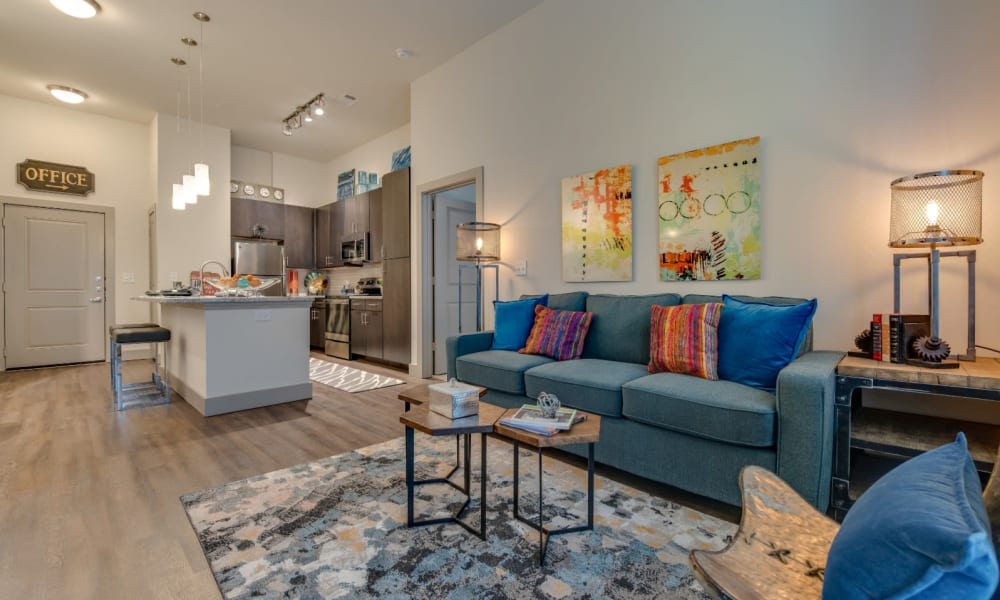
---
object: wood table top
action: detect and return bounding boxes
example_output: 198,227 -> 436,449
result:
493,408 -> 601,448
838,355 -> 1000,391
396,382 -> 488,406
399,402 -> 506,436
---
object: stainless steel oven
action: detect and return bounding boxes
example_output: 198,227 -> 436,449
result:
324,297 -> 351,359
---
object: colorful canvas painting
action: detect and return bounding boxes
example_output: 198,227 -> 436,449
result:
657,137 -> 761,281
561,164 -> 633,282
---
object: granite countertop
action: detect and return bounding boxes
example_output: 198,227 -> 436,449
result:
134,295 -> 314,304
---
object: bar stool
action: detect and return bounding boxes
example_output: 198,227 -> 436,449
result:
110,325 -> 171,410
108,323 -> 157,391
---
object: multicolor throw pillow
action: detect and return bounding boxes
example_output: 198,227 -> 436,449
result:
648,303 -> 723,380
519,305 -> 594,360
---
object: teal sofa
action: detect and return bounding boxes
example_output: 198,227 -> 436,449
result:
447,292 -> 844,510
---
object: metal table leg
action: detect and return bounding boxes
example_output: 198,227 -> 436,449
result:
405,430 -> 487,539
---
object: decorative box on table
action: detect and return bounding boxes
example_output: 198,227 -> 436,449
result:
428,379 -> 482,419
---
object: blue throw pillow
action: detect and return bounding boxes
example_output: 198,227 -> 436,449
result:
823,433 -> 998,599
716,295 -> 817,390
491,294 -> 548,351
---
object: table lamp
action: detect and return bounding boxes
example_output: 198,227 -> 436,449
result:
889,170 -> 984,367
456,222 -> 501,332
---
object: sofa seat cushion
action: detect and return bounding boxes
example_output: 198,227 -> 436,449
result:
622,373 -> 777,447
524,359 -> 649,417
455,350 -> 554,395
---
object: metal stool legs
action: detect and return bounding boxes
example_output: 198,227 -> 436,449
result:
110,328 -> 171,410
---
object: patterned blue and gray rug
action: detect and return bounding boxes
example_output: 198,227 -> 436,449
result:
181,435 -> 735,599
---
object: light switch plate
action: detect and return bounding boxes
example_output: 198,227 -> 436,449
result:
514,260 -> 527,276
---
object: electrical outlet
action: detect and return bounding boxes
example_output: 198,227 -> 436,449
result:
254,310 -> 272,322
514,260 -> 527,276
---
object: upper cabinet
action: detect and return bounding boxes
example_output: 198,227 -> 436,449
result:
283,204 -> 315,269
316,202 -> 335,268
382,167 -> 410,259
368,188 -> 383,263
231,197 -> 285,240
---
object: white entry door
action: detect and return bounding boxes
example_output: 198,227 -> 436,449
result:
4,204 -> 106,368
432,193 -> 475,374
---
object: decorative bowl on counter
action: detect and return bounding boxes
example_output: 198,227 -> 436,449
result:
213,276 -> 281,297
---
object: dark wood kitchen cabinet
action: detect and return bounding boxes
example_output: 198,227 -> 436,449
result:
368,188 -> 382,263
382,257 -> 410,366
382,167 -> 410,260
315,202 -> 335,267
283,204 -> 315,268
231,197 -> 285,240
350,298 -> 382,359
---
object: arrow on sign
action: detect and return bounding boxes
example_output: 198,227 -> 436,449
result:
45,184 -> 69,191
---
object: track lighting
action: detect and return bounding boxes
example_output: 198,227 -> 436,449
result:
281,93 -> 325,136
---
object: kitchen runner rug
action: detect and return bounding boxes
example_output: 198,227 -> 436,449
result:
309,357 -> 404,393
181,435 -> 735,599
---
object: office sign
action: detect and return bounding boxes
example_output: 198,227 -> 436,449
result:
17,159 -> 95,196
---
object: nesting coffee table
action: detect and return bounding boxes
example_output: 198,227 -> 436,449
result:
398,384 -> 601,564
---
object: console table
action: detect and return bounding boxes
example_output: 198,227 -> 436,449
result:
833,355 -> 1000,520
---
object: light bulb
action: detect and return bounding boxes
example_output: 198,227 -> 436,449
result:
183,174 -> 198,204
475,237 -> 484,252
925,201 -> 940,227
303,111 -> 313,123
194,163 -> 210,196
172,184 -> 187,210
314,102 -> 324,116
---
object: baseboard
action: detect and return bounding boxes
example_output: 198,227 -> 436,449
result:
170,373 -> 312,417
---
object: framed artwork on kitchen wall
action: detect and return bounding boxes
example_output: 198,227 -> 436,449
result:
657,136 -> 761,281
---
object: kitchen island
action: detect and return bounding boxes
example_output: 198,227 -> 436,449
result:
135,295 -> 313,416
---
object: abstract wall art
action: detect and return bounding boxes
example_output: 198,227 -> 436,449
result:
657,136 -> 761,281
561,164 -> 633,282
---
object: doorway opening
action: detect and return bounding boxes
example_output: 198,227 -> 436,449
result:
416,167 -> 484,378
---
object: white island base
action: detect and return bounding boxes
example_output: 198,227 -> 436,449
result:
137,296 -> 313,416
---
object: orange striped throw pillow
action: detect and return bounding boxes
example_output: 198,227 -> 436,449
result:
648,303 -> 723,380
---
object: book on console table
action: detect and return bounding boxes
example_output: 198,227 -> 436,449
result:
498,404 -> 584,436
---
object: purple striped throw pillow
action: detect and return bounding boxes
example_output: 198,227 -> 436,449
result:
648,303 -> 723,380
519,305 -> 594,360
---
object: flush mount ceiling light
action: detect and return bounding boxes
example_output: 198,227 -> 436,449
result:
395,47 -> 413,59
47,84 -> 88,104
50,0 -> 101,19
281,93 -> 325,136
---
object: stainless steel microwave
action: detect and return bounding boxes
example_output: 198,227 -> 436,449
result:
341,232 -> 369,265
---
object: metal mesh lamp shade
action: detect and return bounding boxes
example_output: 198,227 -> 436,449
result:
456,222 -> 501,262
456,222 -> 500,333
888,170 -> 984,366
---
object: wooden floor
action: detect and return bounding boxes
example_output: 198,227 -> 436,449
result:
0,352 -> 739,599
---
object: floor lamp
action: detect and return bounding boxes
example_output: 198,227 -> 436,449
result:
889,170 -> 984,367
456,222 -> 500,332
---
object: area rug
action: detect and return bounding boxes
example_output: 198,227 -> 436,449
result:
309,357 -> 404,393
181,435 -> 735,599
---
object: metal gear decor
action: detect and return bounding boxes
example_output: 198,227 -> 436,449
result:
854,330 -> 873,354
912,336 -> 951,363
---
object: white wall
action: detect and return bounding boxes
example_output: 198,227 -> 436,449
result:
154,114 -> 230,289
325,123 -> 411,196
0,93 -> 152,329
231,145 -> 327,208
411,0 -> 1000,364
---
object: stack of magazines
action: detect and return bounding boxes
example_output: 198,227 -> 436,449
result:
498,404 -> 585,436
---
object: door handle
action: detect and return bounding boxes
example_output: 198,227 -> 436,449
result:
90,297 -> 103,303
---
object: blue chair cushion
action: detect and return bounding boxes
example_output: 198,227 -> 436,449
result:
581,293 -> 682,365
455,350 -> 553,395
823,433 -> 999,599
492,294 -> 548,350
717,295 -> 817,390
622,373 -> 776,447
524,359 -> 649,417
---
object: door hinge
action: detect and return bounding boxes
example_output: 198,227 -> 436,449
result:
431,342 -> 436,351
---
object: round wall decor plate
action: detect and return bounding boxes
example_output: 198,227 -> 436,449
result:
259,187 -> 271,199
243,184 -> 255,196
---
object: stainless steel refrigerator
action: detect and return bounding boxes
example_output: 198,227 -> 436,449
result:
232,240 -> 286,296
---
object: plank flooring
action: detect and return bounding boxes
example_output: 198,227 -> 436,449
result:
0,352 -> 739,599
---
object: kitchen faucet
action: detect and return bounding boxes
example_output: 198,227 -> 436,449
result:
199,260 -> 230,296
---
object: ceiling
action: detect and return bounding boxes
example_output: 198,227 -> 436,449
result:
0,0 -> 542,161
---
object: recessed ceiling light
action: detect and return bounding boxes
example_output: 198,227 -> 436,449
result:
395,48 -> 413,59
50,0 -> 101,19
47,84 -> 88,104
181,37 -> 198,47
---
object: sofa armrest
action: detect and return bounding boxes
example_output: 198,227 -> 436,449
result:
446,331 -> 495,380
774,350 -> 845,512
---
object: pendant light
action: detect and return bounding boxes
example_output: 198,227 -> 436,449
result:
171,57 -> 188,211
192,12 -> 211,197
172,183 -> 187,210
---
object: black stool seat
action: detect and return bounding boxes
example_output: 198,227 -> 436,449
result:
112,326 -> 171,344
109,322 -> 158,335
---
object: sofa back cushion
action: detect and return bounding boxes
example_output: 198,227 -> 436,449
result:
583,293 -> 681,365
521,291 -> 589,312
683,294 -> 814,354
